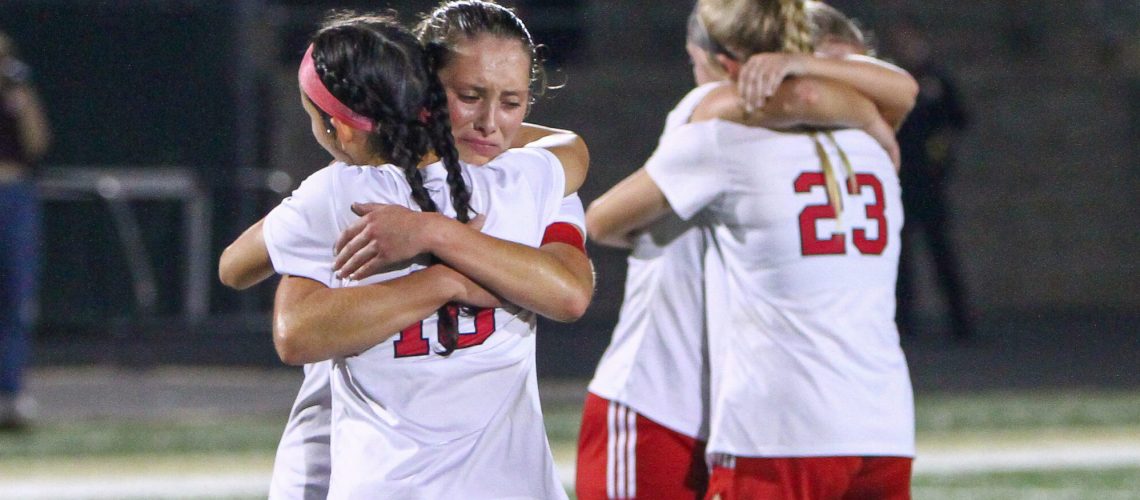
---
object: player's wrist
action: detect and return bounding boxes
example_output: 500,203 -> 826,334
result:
424,264 -> 463,301
416,211 -> 454,254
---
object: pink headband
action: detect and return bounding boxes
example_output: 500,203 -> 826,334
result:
298,44 -> 376,132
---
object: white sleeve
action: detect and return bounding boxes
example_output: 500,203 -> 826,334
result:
263,167 -> 342,287
644,122 -> 725,220
552,193 -> 586,236
511,147 -> 567,228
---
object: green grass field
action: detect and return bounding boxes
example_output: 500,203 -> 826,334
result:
3,389 -> 1139,499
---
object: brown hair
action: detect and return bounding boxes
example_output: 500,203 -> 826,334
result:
309,12 -> 471,355
416,1 -> 550,101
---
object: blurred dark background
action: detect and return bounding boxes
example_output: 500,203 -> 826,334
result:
2,0 -> 1137,389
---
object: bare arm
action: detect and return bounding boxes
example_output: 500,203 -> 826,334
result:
737,53 -> 918,130
218,218 -> 274,290
513,123 -> 590,195
694,79 -> 899,168
585,169 -> 673,249
6,85 -> 51,161
273,264 -> 499,365
334,204 -> 594,322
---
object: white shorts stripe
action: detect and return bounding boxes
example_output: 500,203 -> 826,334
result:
605,401 -> 639,499
625,403 -> 637,498
606,401 -> 617,499
616,403 -> 627,498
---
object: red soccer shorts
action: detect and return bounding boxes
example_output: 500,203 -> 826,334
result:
576,392 -> 708,500
704,455 -> 912,500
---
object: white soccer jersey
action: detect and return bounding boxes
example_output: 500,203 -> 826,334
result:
264,148 -> 569,499
646,123 -> 914,458
265,192 -> 584,500
553,193 -> 586,230
268,360 -> 332,500
587,82 -> 726,439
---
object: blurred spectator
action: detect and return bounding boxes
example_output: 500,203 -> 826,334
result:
0,31 -> 50,430
885,18 -> 976,341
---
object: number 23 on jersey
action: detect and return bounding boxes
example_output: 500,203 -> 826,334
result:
794,171 -> 888,256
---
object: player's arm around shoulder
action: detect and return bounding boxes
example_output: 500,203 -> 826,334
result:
586,168 -> 672,249
218,217 -> 272,290
735,52 -> 918,130
417,209 -> 593,322
272,264 -> 492,365
515,122 -> 590,196
588,112 -> 723,249
699,75 -> 900,169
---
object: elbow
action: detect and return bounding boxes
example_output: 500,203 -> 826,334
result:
891,80 -> 920,128
217,260 -> 241,290
902,76 -> 920,106
551,287 -> 592,323
551,259 -> 595,322
575,135 -> 591,174
565,134 -> 591,193
272,314 -> 313,366
217,250 -> 249,290
566,292 -> 592,321
585,204 -> 631,249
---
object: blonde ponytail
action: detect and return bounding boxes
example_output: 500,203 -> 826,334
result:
810,131 -> 861,224
810,132 -> 844,220
780,0 -> 814,54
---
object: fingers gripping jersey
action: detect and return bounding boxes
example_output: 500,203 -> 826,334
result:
264,149 -> 570,499
646,124 -> 914,458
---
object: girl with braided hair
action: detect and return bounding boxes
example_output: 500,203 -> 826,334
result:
220,3 -> 591,497
259,11 -> 578,498
586,1 -> 915,498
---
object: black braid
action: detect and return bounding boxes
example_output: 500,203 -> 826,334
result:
423,42 -> 472,224
422,43 -> 475,344
309,13 -> 476,357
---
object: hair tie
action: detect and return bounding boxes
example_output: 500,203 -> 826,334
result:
298,44 -> 376,132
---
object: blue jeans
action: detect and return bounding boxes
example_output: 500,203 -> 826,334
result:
0,181 -> 39,396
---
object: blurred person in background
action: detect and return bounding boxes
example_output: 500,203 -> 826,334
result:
886,16 -> 976,341
0,31 -> 50,430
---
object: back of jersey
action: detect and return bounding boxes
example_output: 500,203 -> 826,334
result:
264,149 -> 569,499
647,123 -> 913,459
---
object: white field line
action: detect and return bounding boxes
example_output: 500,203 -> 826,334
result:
3,444 -> 1139,499
0,474 -> 270,499
914,441 -> 1140,474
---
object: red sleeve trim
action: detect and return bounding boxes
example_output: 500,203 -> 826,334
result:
542,222 -> 586,253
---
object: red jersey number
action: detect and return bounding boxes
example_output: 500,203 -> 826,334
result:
794,172 -> 888,256
393,307 -> 497,358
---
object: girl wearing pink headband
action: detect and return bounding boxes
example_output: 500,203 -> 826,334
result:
297,44 -> 376,133
220,6 -> 592,497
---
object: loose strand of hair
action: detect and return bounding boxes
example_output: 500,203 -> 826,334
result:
823,131 -> 859,193
811,132 -> 844,224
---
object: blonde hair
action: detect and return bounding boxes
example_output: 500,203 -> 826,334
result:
698,0 -> 860,217
806,1 -> 868,53
698,0 -> 813,59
